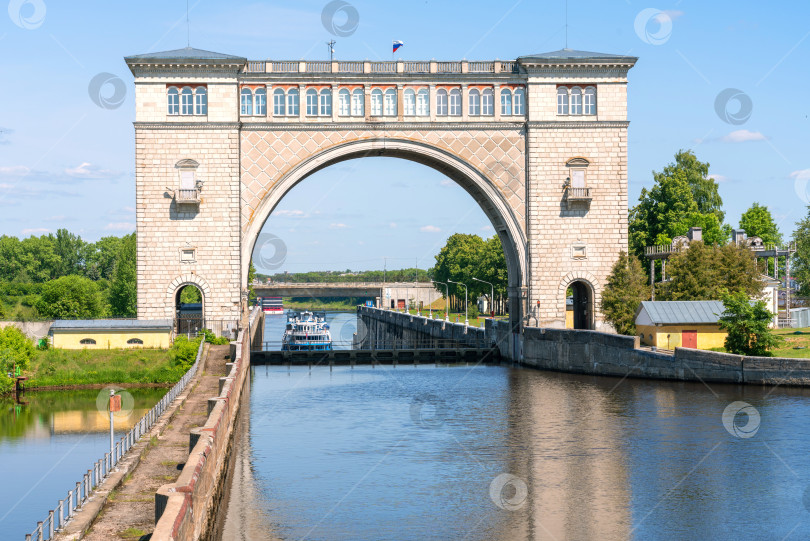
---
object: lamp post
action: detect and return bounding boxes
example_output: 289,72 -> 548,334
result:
448,279 -> 468,326
472,277 -> 495,319
432,281 -> 449,321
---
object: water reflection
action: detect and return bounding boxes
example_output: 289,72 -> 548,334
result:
235,364 -> 810,540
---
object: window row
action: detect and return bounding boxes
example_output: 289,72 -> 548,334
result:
557,86 -> 597,116
237,86 -> 526,118
78,338 -> 144,345
168,86 -> 207,116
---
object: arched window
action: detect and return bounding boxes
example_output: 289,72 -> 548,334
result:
449,89 -> 462,116
255,87 -> 267,116
194,87 -> 207,115
319,89 -> 332,116
416,88 -> 429,116
384,89 -> 397,116
403,89 -> 416,116
127,338 -> 144,345
500,89 -> 512,116
513,87 -> 525,115
351,88 -> 364,116
338,89 -> 351,116
180,86 -> 193,115
306,88 -> 318,116
80,338 -> 96,345
370,89 -> 383,116
286,88 -> 300,116
482,88 -> 494,116
584,86 -> 596,115
436,89 -> 448,116
273,88 -> 286,116
570,87 -> 583,115
557,87 -> 569,115
469,89 -> 481,116
167,87 -> 179,115
240,88 -> 253,116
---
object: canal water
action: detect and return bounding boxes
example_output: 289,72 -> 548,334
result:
230,341 -> 810,540
263,310 -> 360,350
0,387 -> 166,539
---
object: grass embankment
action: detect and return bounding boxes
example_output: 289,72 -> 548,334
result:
708,328 -> 810,358
283,298 -> 356,311
25,348 -> 184,389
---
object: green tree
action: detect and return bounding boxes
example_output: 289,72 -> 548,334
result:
248,261 -> 257,303
51,229 -> 86,277
179,285 -> 202,304
794,208 -> 810,296
432,233 -> 487,310
719,290 -> 782,356
716,243 -> 763,298
84,236 -> 124,280
108,234 -> 137,317
629,150 -> 728,258
601,252 -> 648,335
0,326 -> 35,393
739,203 -> 782,245
36,275 -> 105,319
661,242 -> 763,301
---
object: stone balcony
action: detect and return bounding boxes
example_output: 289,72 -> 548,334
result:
174,188 -> 200,208
564,187 -> 592,209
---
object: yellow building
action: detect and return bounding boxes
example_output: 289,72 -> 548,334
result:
635,301 -> 727,350
50,319 -> 173,349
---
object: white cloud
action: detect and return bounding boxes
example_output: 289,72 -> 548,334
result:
420,225 -> 441,233
480,224 -> 495,232
44,215 -> 67,222
709,174 -> 730,183
389,222 -> 398,228
65,162 -> 120,180
105,222 -> 135,231
720,129 -> 767,143
274,209 -> 305,217
439,179 -> 454,187
0,166 -> 31,177
329,223 -> 348,229
21,228 -> 50,235
789,169 -> 810,182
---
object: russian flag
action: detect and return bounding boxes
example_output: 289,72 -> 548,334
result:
393,40 -> 404,53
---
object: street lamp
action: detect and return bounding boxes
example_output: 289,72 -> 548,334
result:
431,280 -> 449,321
472,277 -> 495,319
448,279 -> 468,326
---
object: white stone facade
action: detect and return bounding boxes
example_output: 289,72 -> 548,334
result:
126,49 -> 637,330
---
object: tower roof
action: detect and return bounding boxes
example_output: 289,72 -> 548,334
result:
518,48 -> 637,64
125,46 -> 246,63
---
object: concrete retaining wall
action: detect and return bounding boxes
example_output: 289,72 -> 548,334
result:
0,320 -> 52,340
359,306 -> 810,386
153,308 -> 264,540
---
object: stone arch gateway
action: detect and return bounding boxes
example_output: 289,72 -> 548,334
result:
126,47 -> 637,331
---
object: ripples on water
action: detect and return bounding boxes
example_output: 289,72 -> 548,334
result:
242,360 -> 810,541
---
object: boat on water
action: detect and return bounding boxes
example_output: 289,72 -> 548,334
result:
258,296 -> 284,314
281,311 -> 333,351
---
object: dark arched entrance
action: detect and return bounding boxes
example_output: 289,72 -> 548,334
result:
570,281 -> 593,330
175,284 -> 203,335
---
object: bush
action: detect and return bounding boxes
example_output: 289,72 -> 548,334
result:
468,306 -> 480,320
719,290 -> 783,356
169,335 -> 201,371
201,329 -> 230,345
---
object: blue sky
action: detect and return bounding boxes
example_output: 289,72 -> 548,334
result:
1,1 -> 808,272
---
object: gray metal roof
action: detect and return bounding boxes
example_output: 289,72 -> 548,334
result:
518,49 -> 638,63
637,301 -> 726,325
125,47 -> 246,62
51,319 -> 173,331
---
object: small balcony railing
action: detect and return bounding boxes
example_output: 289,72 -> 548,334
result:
566,187 -> 591,200
175,188 -> 200,206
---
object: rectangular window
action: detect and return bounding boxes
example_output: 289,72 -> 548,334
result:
255,91 -> 267,116
436,92 -> 448,116
180,171 -> 195,190
181,92 -> 193,116
482,91 -> 494,116
168,92 -> 179,115
404,91 -> 416,116
319,91 -> 332,116
351,90 -> 364,116
287,91 -> 300,116
501,91 -> 512,116
273,91 -> 285,116
339,92 -> 350,116
416,91 -> 429,116
449,91 -> 461,116
571,169 -> 585,188
181,249 -> 196,262
306,91 -> 318,116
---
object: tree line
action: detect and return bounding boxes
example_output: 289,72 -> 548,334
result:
0,230 -> 136,320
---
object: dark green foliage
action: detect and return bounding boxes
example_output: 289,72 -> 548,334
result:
793,208 -> 810,297
169,335 -> 202,371
601,252 -> 648,335
739,203 -> 782,245
201,329 -> 230,345
719,290 -> 783,356
108,233 -> 137,317
36,275 -> 106,319
0,326 -> 35,393
179,285 -> 202,304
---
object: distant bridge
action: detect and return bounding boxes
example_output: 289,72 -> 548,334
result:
253,282 -> 439,305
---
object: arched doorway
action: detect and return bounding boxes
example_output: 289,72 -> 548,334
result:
241,138 -> 528,328
569,281 -> 593,330
175,284 -> 203,335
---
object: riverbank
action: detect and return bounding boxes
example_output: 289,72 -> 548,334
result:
24,347 -> 182,390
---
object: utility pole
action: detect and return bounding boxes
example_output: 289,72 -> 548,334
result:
327,40 -> 336,62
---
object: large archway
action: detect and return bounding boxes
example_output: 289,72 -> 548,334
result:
241,138 -> 528,326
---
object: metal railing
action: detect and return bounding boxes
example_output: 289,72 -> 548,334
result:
175,318 -> 239,340
644,244 -> 684,256
24,339 -> 205,541
258,337 -> 493,352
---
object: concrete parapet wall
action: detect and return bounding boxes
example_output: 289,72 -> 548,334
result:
358,306 -> 810,387
0,320 -> 52,340
154,308 -> 264,540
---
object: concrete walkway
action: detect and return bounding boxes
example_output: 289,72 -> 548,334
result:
79,344 -> 230,541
